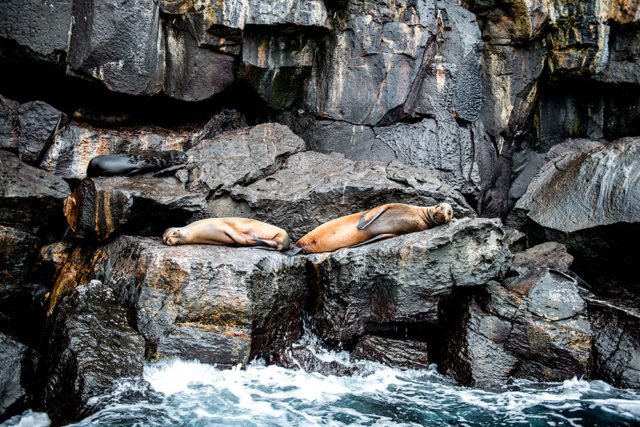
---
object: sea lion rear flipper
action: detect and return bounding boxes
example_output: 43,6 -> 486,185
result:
350,233 -> 397,248
357,205 -> 389,230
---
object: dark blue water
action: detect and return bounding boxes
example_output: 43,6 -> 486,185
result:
5,354 -> 640,427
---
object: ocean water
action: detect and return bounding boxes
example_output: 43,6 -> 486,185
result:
4,348 -> 640,427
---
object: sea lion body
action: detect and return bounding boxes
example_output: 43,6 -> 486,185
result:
294,202 -> 453,254
86,150 -> 187,177
163,217 -> 290,251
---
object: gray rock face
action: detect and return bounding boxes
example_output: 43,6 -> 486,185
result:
0,333 -> 27,415
445,270 -> 592,388
67,0 -> 164,95
99,236 -> 309,366
296,118 -> 496,198
305,0 -> 482,126
64,177 -> 206,242
0,226 -> 38,296
0,151 -> 69,238
352,336 -> 430,369
43,280 -> 145,426
0,0 -> 72,58
186,123 -> 306,197
40,123 -> 193,180
307,218 -> 509,343
17,101 -> 63,164
509,138 -> 640,293
588,297 -> 640,388
209,151 -> 474,241
164,24 -> 236,101
514,139 -> 640,233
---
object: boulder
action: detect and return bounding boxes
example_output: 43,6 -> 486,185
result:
508,138 -> 640,293
351,336 -> 430,369
98,236 -> 309,366
445,270 -> 593,387
63,176 -> 206,242
0,333 -> 27,417
17,101 -> 64,165
40,123 -> 193,180
0,226 -> 39,295
0,0 -> 73,59
443,243 -> 593,387
42,280 -> 145,426
588,296 -> 640,389
186,123 -> 306,197
209,151 -> 474,241
67,0 -> 164,95
306,218 -> 510,343
0,151 -> 69,239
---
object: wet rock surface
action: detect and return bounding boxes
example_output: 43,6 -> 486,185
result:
41,280 -> 145,426
588,296 -> 640,389
444,243 -> 593,387
0,332 -> 27,416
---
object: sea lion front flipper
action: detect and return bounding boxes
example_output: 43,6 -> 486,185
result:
350,233 -> 397,248
357,205 -> 390,230
224,228 -> 258,246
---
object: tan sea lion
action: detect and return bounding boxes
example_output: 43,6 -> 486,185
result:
163,218 -> 290,251
293,202 -> 454,254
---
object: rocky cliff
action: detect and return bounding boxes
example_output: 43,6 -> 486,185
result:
0,0 -> 639,425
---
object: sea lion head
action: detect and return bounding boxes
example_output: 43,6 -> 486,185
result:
163,227 -> 185,245
432,202 -> 454,225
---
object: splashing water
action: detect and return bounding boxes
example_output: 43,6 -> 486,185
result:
59,356 -> 640,427
4,335 -> 640,427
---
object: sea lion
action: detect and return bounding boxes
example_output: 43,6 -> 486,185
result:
86,150 -> 188,177
163,217 -> 290,251
293,202 -> 454,254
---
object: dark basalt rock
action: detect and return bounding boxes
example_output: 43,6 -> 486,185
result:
443,243 -> 592,388
0,151 -> 69,240
41,280 -> 145,426
40,123 -> 193,180
17,101 -> 64,165
0,96 -> 19,150
306,218 -> 510,343
209,151 -> 474,241
508,138 -> 640,294
185,123 -> 306,197
0,226 -> 39,295
98,236 -> 309,367
0,332 -> 28,417
67,0 -> 164,96
0,0 -> 73,59
352,335 -> 430,369
63,176 -> 205,242
289,117 -> 497,199
588,296 -> 640,389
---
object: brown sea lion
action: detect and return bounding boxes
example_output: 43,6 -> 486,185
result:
163,217 -> 290,251
293,202 -> 453,254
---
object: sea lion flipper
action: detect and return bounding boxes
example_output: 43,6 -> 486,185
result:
357,206 -> 389,230
350,233 -> 397,248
